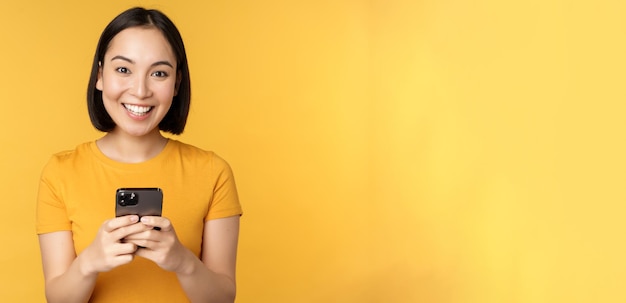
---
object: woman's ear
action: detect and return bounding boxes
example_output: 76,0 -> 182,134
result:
95,62 -> 103,91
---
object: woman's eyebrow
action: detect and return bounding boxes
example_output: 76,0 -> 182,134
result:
110,55 -> 173,68
111,55 -> 134,63
151,60 -> 174,68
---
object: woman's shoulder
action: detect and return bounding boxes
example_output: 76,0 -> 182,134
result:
47,142 -> 94,162
41,142 -> 95,176
168,139 -> 231,167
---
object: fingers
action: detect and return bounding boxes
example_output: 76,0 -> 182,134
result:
111,242 -> 138,255
123,228 -> 169,249
124,217 -> 176,252
121,217 -> 171,248
101,216 -> 153,242
133,246 -> 157,260
105,243 -> 138,268
124,238 -> 157,250
115,217 -> 185,272
140,216 -> 173,232
84,232 -> 139,273
123,229 -> 159,243
102,215 -> 139,232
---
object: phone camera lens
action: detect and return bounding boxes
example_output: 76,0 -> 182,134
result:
128,192 -> 138,205
118,191 -> 139,206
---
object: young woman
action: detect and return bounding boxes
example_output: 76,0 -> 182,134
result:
36,7 -> 242,303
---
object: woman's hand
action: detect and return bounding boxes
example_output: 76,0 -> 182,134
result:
123,216 -> 192,273
80,215 -> 151,275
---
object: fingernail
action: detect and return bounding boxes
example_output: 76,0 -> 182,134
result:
130,215 -> 139,222
140,216 -> 149,223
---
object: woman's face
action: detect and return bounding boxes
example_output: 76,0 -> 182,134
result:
96,26 -> 179,138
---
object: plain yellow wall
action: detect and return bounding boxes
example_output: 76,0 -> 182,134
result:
1,0 -> 626,302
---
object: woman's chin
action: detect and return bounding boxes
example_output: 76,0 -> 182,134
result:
111,125 -> 160,138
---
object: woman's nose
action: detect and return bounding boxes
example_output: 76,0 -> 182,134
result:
130,75 -> 151,98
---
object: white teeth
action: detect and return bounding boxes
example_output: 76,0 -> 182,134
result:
123,104 -> 152,115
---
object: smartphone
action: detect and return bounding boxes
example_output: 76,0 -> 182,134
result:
115,188 -> 163,218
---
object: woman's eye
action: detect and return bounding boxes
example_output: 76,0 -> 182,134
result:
115,67 -> 130,74
152,71 -> 169,78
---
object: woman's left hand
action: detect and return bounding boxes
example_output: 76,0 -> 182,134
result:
123,216 -> 191,273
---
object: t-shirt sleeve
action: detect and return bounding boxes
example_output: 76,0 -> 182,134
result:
36,156 -> 72,234
205,154 -> 243,221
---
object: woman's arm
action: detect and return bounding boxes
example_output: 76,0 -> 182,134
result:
38,216 -> 149,303
177,215 -> 240,302
131,215 -> 240,303
39,231 -> 97,303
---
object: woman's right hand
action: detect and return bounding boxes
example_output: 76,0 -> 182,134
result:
79,215 -> 151,275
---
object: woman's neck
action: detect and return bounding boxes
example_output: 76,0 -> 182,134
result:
96,129 -> 169,163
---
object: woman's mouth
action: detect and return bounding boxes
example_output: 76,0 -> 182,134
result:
123,104 -> 153,116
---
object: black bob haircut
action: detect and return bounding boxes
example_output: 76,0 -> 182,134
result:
87,7 -> 191,135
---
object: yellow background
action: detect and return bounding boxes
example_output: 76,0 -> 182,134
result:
1,0 -> 625,302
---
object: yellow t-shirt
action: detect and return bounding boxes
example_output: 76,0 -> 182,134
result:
36,139 -> 242,302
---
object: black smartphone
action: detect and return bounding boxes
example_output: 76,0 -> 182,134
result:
115,188 -> 163,218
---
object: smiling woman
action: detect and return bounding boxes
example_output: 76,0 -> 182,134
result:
35,7 -> 242,303
87,8 -> 190,137
96,27 -> 179,140
5,1 -> 623,302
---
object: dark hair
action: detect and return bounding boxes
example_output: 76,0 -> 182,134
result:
87,7 -> 191,135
